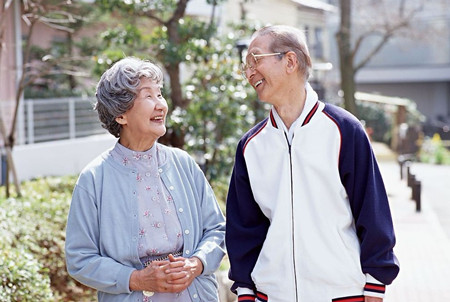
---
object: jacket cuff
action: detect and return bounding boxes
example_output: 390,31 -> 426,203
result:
256,291 -> 268,302
237,287 -> 256,301
364,274 -> 386,298
238,294 -> 256,302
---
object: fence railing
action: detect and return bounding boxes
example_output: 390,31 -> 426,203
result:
17,97 -> 106,145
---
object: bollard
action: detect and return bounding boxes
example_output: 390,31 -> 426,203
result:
398,154 -> 414,180
412,180 -> 421,212
0,154 -> 6,186
399,160 -> 404,180
407,171 -> 415,188
401,160 -> 411,180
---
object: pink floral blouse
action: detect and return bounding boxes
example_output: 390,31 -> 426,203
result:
111,142 -> 191,302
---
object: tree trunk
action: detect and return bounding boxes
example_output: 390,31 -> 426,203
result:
0,0 -> 21,196
158,61 -> 186,148
0,114 -> 21,197
159,17 -> 188,148
336,0 -> 358,116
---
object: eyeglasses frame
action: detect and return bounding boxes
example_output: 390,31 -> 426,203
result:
240,51 -> 288,78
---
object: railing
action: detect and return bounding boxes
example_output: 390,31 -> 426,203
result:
17,97 -> 106,145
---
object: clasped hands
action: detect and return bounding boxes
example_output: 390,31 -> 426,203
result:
129,254 -> 203,294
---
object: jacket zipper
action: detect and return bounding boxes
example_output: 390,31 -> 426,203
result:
285,133 -> 298,301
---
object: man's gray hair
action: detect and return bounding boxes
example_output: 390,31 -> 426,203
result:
253,25 -> 312,80
94,57 -> 164,137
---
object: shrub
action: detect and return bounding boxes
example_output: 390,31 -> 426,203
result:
419,133 -> 450,165
0,174 -> 229,301
0,176 -> 96,301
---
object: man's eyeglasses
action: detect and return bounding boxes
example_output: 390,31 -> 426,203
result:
240,52 -> 288,79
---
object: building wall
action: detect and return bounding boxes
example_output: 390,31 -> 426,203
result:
357,82 -> 450,123
0,0 -> 18,137
326,0 -> 450,126
12,134 -> 116,182
222,0 -> 298,28
221,0 -> 334,78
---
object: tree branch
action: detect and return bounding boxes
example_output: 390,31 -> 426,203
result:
39,19 -> 76,33
354,32 -> 392,72
167,0 -> 189,25
145,13 -> 165,25
9,19 -> 37,147
353,3 -> 422,72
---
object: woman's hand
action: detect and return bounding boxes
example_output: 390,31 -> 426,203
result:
129,254 -> 203,293
164,254 -> 203,291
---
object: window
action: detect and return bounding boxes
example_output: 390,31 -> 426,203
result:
313,27 -> 324,59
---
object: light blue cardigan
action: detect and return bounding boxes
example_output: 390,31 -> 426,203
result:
65,143 -> 226,302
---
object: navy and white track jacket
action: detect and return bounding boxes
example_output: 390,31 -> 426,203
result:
226,84 -> 399,302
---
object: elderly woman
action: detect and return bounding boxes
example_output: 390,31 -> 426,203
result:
65,57 -> 226,302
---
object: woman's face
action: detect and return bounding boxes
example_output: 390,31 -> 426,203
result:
117,77 -> 168,147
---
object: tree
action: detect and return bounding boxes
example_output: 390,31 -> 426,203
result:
336,0 -> 424,116
90,1 -> 270,181
0,0 -> 88,196
95,0 -> 225,148
184,32 -> 258,181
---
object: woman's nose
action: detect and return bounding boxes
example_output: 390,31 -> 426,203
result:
155,98 -> 168,111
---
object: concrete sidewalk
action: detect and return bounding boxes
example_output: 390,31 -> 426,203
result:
373,143 -> 450,301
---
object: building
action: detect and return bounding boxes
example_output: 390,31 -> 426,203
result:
222,0 -> 336,99
0,0 -> 337,182
0,0 -> 21,139
327,0 -> 450,137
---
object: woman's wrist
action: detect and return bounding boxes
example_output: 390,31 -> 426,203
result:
129,269 -> 142,291
191,256 -> 204,277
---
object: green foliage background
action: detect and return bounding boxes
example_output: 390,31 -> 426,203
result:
3,0 -> 264,299
0,174 -> 230,300
0,177 -> 96,301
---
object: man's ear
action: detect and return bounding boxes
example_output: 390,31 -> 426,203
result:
285,51 -> 298,74
115,115 -> 127,125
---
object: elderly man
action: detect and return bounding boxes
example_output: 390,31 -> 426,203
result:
226,25 -> 399,302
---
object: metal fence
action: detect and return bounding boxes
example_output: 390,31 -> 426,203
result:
18,97 -> 106,145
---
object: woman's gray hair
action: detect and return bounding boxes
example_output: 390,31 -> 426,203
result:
94,57 -> 164,137
252,25 -> 312,81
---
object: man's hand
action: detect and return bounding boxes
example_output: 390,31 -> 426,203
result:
365,297 -> 383,302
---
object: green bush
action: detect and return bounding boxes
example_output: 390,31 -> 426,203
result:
0,174 -> 229,301
356,101 -> 392,144
0,176 -> 96,301
419,134 -> 450,165
0,246 -> 53,302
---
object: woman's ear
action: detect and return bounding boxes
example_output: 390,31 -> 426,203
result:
115,115 -> 127,125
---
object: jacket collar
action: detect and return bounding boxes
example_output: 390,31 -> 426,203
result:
269,82 -> 319,130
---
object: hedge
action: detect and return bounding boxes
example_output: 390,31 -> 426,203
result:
0,176 -> 96,301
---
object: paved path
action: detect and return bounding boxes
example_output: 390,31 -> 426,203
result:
408,162 -> 450,240
374,145 -> 450,301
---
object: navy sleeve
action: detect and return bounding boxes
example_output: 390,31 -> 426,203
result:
226,138 -> 270,293
326,104 -> 400,285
